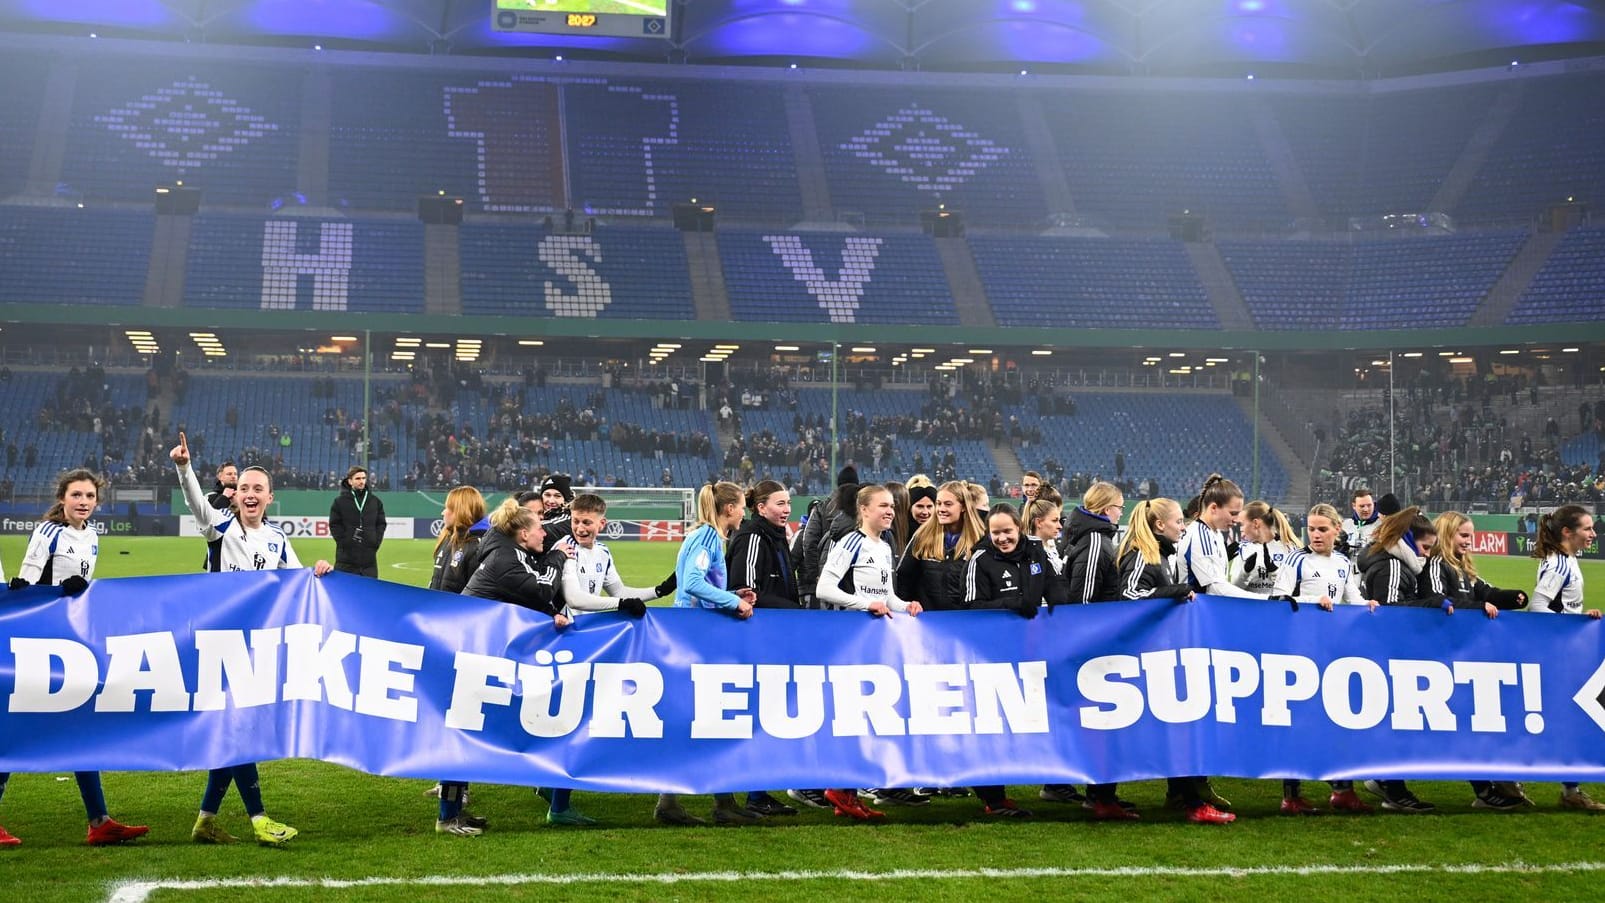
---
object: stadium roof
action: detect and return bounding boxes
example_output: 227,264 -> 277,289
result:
2,0 -> 1603,78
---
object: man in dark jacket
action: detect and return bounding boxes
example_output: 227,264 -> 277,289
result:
206,461 -> 238,512
330,465 -> 386,577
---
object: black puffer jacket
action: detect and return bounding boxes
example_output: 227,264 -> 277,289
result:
1422,556 -> 1528,611
1116,536 -> 1192,600
329,486 -> 386,570
1357,542 -> 1446,608
895,530 -> 973,611
462,528 -> 566,615
728,516 -> 800,609
963,539 -> 1067,616
1062,506 -> 1121,604
429,521 -> 488,595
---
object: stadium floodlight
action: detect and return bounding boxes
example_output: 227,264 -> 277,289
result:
1206,357 -> 1229,363
395,337 -> 421,346
331,335 -> 357,342
851,347 -> 876,353
1032,350 -> 1052,356
775,345 -> 799,351
1500,349 -> 1520,355
518,339 -> 545,346
969,349 -> 992,355
912,348 -> 935,354
1168,352 -> 1186,358
1402,352 -> 1423,358
950,357 -> 973,364
1564,347 -> 1580,352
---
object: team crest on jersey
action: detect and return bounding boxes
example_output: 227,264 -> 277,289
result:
268,543 -> 279,553
1337,569 -> 1347,580
451,549 -> 464,566
881,568 -> 889,584
1030,562 -> 1042,575
594,561 -> 604,573
1327,582 -> 1339,598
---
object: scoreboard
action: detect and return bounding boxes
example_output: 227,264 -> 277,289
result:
494,0 -> 671,39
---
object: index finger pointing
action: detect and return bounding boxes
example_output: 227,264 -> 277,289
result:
179,431 -> 188,450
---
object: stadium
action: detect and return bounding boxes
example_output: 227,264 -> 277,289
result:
1,1 -> 1605,900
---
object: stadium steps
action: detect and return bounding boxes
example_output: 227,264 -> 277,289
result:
1249,101 -> 1319,220
425,224 -> 461,315
935,237 -> 996,328
782,86 -> 835,222
1015,94 -> 1077,216
987,441 -> 1026,493
1185,242 -> 1254,330
1430,82 -> 1525,215
1470,229 -> 1564,327
682,232 -> 732,321
1233,394 -> 1309,508
144,214 -> 190,308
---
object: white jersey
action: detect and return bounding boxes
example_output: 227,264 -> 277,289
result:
1341,516 -> 1378,553
560,540 -> 654,614
1177,520 -> 1263,598
1233,539 -> 1293,595
19,521 -> 99,585
1272,548 -> 1366,606
816,530 -> 911,612
1529,552 -> 1585,614
178,463 -> 303,572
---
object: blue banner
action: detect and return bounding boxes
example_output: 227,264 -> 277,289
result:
3,572 -> 1605,791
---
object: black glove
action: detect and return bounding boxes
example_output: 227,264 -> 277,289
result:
1263,556 -> 1279,577
1242,551 -> 1260,575
1270,593 -> 1298,612
1016,602 -> 1039,619
60,576 -> 89,596
654,574 -> 677,598
1225,540 -> 1240,562
616,596 -> 648,618
8,577 -> 29,591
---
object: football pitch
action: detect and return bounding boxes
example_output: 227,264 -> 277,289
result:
2,537 -> 1604,902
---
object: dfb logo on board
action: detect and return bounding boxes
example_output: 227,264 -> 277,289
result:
639,521 -> 685,542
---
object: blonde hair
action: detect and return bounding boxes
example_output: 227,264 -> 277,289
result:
905,474 -> 934,490
908,480 -> 985,561
964,481 -> 989,512
856,485 -> 891,534
696,481 -> 746,538
434,486 -> 486,556
1118,498 -> 1180,567
1024,498 -> 1061,538
1244,500 -> 1295,546
1433,511 -> 1478,582
488,497 -> 537,536
1081,481 -> 1123,516
1306,503 -> 1342,545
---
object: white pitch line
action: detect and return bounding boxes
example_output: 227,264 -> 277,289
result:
105,861 -> 1605,903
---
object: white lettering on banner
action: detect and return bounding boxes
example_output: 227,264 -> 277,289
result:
6,624 -> 425,722
193,628 -> 282,710
763,235 -> 883,324
261,220 -> 352,311
1077,648 -> 1545,735
538,235 -> 613,317
688,661 -> 1049,740
444,649 -> 665,739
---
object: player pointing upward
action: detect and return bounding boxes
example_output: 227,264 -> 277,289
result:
172,432 -> 331,845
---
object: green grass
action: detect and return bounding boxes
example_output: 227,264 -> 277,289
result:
2,538 -> 1604,902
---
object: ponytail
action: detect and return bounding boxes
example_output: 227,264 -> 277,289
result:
1533,505 -> 1591,559
1199,473 -> 1243,511
696,481 -> 745,538
746,480 -> 786,513
1244,500 -> 1295,546
1024,497 -> 1060,537
488,497 -> 535,536
1117,498 -> 1180,567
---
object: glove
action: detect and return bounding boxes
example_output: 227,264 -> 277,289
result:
8,577 -> 29,591
1242,551 -> 1259,575
1016,602 -> 1039,619
1225,540 -> 1240,562
654,574 -> 677,598
616,596 -> 648,618
60,576 -> 89,596
1270,593 -> 1298,612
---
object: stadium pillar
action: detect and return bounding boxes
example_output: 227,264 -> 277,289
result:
1252,351 -> 1261,500
363,329 -> 372,474
830,341 -> 840,482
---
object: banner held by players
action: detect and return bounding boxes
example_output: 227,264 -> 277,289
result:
3,571 -> 1605,791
